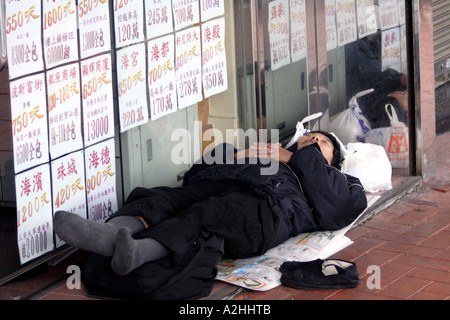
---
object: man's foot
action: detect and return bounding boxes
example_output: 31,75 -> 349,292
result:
53,211 -> 118,256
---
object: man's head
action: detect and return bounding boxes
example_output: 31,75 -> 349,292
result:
298,131 -> 344,170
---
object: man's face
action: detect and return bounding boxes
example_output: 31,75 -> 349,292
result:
298,133 -> 334,165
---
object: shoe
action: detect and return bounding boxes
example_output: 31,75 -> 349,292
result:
280,259 -> 360,290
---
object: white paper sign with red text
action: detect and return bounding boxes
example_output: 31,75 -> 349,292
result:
290,0 -> 307,62
336,0 -> 357,47
10,73 -> 49,174
172,0 -> 200,31
268,0 -> 291,70
145,0 -> 174,39
117,43 -> 149,132
43,0 -> 79,69
16,163 -> 54,264
202,18 -> 228,98
175,26 -> 203,108
51,150 -> 87,247
85,138 -> 118,223
5,1 -> 44,79
79,0 -> 112,59
114,0 -> 144,48
47,63 -> 83,159
148,34 -> 178,120
81,53 -> 115,146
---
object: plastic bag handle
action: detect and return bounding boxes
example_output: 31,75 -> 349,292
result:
385,104 -> 399,124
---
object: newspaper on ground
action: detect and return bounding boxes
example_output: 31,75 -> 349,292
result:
216,194 -> 380,291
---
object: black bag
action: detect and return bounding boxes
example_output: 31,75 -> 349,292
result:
81,233 -> 224,300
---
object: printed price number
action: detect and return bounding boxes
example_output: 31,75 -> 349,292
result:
12,105 -> 44,136
54,177 -> 84,209
5,5 -> 39,34
148,60 -> 172,85
175,46 -> 199,71
16,139 -> 43,166
86,163 -> 115,195
272,45 -> 289,62
51,121 -> 77,146
121,106 -> 144,128
151,96 -> 173,117
174,5 -> 194,26
21,229 -> 49,260
178,78 -> 199,99
90,199 -> 114,222
17,192 -> 50,227
118,70 -> 144,97
382,47 -> 400,60
147,6 -> 169,26
82,29 -> 105,52
79,0 -> 107,18
116,22 -> 140,44
43,1 -> 75,30
86,116 -> 109,142
202,41 -> 223,64
269,22 -> 289,35
48,81 -> 80,112
82,71 -> 111,99
10,41 -> 39,66
202,0 -> 220,10
380,12 -> 397,28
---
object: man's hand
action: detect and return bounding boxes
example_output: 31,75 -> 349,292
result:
249,142 -> 293,164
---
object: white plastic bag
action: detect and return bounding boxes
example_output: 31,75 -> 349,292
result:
341,142 -> 392,193
365,104 -> 409,168
328,89 -> 373,145
286,112 -> 323,149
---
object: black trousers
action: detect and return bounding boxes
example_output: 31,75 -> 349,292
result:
110,180 -> 276,261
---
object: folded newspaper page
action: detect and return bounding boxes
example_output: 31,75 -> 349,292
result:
216,195 -> 380,291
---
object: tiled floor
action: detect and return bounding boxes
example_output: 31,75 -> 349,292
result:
1,132 -> 449,300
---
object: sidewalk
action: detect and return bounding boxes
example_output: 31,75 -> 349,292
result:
1,132 -> 449,300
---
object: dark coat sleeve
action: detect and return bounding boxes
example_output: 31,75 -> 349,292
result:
288,144 -> 367,230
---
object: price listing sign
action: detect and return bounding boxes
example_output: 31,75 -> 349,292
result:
10,73 -> 49,174
148,34 -> 177,120
51,150 -> 87,247
175,26 -> 203,108
172,0 -> 200,31
356,0 -> 378,38
43,0 -> 79,69
200,0 -> 224,22
268,0 -> 290,71
336,0 -> 357,47
145,0 -> 174,39
79,0 -> 112,59
379,0 -> 399,30
325,0 -> 338,51
290,0 -> 307,62
5,1 -> 44,79
85,138 -> 118,223
81,53 -> 115,146
15,163 -> 54,264
382,27 -> 401,73
114,0 -> 144,48
202,17 -> 227,98
117,43 -> 149,132
47,63 -> 83,159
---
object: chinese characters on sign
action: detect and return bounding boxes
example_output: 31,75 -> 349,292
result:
85,138 -> 118,223
325,0 -> 338,51
382,27 -> 401,73
290,0 -> 307,62
114,0 -> 144,48
268,0 -> 291,71
202,18 -> 227,98
356,0 -> 378,38
175,26 -> 203,108
379,0 -> 399,30
10,73 -> 50,174
81,53 -> 115,146
172,0 -> 200,31
145,0 -> 174,39
15,164 -> 54,264
336,0 -> 357,47
51,150 -> 87,247
79,0 -> 112,59
43,0 -> 79,69
200,0 -> 224,22
117,43 -> 149,132
47,63 -> 83,160
5,1 -> 44,79
148,34 -> 178,120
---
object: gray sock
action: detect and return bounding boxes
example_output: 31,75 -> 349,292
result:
53,211 -> 145,256
111,228 -> 169,275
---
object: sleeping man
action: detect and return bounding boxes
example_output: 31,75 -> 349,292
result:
54,131 -> 367,296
